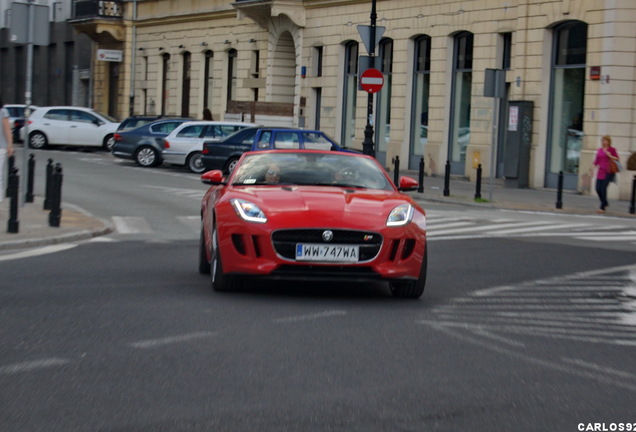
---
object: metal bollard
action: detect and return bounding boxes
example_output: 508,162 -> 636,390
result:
443,160 -> 450,197
6,155 -> 14,197
629,175 -> 635,215
556,170 -> 564,209
26,153 -> 35,203
44,158 -> 53,210
418,157 -> 424,193
48,163 -> 63,228
7,167 -> 19,233
475,164 -> 482,200
392,155 -> 400,186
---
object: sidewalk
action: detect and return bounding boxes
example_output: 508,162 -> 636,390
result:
0,175 -> 633,251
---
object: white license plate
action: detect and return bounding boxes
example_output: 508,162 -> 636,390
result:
295,243 -> 359,262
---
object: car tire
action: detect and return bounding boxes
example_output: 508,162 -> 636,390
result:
225,157 -> 239,175
29,132 -> 47,149
187,151 -> 205,173
198,227 -> 211,274
135,146 -> 160,167
103,134 -> 115,151
210,225 -> 240,292
389,244 -> 427,299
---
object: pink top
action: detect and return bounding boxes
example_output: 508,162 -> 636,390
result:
593,146 -> 619,180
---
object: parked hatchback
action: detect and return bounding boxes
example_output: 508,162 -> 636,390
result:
162,121 -> 257,173
112,118 -> 192,167
22,106 -> 120,150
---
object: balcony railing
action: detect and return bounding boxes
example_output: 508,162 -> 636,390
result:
72,0 -> 124,20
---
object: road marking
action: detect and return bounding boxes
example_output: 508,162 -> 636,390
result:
177,216 -> 200,231
273,310 -> 347,323
0,358 -> 70,375
129,331 -> 218,349
112,216 -> 153,234
0,244 -> 77,262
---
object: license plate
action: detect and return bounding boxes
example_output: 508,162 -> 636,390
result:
295,243 -> 359,262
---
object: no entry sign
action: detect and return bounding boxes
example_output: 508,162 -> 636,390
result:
360,68 -> 384,93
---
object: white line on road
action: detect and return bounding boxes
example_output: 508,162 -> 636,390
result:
273,310 -> 347,323
0,358 -> 71,375
0,244 -> 77,262
129,331 -> 218,349
112,216 -> 153,234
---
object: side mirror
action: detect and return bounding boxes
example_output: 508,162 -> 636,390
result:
201,170 -> 226,185
398,176 -> 418,192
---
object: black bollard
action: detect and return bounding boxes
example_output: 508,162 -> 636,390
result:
7,167 -> 19,233
556,170 -> 564,209
393,156 -> 400,186
629,175 -> 636,215
26,153 -> 35,203
6,155 -> 14,197
418,157 -> 424,193
44,158 -> 53,210
443,160 -> 450,197
48,163 -> 63,228
475,164 -> 482,200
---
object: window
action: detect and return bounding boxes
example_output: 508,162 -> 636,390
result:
314,46 -> 323,77
449,32 -> 473,168
227,49 -> 237,104
181,51 -> 191,117
203,51 -> 214,110
177,125 -> 205,138
70,110 -> 97,123
410,35 -> 431,167
501,32 -> 512,70
341,41 -> 358,147
548,21 -> 587,180
375,38 -> 393,156
161,53 -> 170,115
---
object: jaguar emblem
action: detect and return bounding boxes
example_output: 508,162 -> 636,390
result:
322,230 -> 334,242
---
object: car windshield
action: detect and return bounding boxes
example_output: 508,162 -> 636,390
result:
231,152 -> 392,191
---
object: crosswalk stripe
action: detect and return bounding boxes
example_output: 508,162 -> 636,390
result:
112,216 -> 153,234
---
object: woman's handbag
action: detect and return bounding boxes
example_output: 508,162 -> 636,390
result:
608,158 -> 622,174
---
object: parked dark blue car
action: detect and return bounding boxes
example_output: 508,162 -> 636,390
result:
201,127 -> 359,174
111,118 -> 191,167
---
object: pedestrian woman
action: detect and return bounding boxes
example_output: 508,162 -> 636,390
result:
202,107 -> 213,120
593,135 -> 619,214
0,95 -> 15,202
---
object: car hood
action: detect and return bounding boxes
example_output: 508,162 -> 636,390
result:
229,186 -> 416,228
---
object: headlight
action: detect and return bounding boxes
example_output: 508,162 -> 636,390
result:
231,199 -> 267,223
387,204 -> 414,227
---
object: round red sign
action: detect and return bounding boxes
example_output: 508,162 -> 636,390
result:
360,68 -> 384,93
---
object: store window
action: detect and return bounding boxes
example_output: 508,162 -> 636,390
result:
375,38 -> 393,162
341,41 -> 358,148
410,35 -> 431,169
449,32 -> 473,170
181,51 -> 191,117
203,51 -> 214,112
227,49 -> 237,105
547,21 -> 587,184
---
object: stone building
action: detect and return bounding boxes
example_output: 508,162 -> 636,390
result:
11,0 -> 636,199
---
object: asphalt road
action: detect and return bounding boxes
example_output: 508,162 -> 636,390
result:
1,148 -> 635,431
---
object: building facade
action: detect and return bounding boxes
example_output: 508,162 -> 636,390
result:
0,0 -> 93,109
11,0 -> 636,199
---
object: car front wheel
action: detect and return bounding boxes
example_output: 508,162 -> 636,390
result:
210,226 -> 240,292
389,244 -> 427,299
187,151 -> 205,173
29,132 -> 47,149
135,146 -> 160,167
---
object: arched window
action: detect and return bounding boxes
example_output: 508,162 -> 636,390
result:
375,38 -> 393,164
227,49 -> 237,106
410,35 -> 431,169
547,21 -> 587,188
449,31 -> 473,171
161,53 -> 170,115
181,51 -> 191,117
203,50 -> 214,114
341,41 -> 358,147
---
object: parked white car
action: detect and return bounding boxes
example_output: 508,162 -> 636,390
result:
21,106 -> 120,150
162,121 -> 257,173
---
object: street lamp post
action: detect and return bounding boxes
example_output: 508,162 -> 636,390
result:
361,0 -> 377,157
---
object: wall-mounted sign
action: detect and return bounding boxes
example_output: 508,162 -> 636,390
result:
97,49 -> 123,62
590,66 -> 601,80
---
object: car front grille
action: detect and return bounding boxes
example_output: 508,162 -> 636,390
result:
272,229 -> 382,262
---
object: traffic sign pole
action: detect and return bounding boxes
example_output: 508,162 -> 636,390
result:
361,0 -> 378,157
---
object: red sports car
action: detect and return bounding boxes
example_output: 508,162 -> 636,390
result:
198,150 -> 428,298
